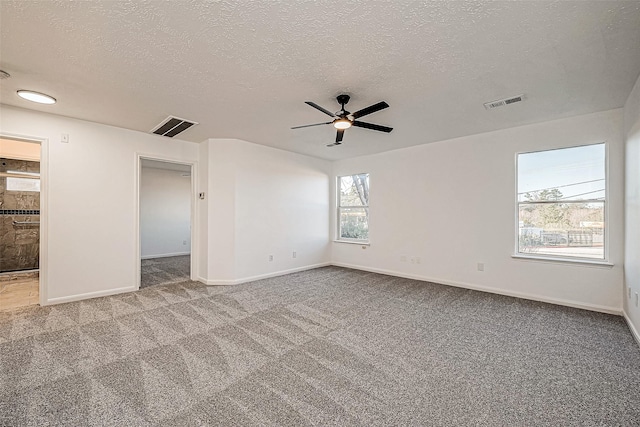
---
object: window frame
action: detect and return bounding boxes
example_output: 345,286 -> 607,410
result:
336,173 -> 370,243
514,142 -> 609,264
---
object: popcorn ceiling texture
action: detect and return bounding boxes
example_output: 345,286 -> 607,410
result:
1,1 -> 639,159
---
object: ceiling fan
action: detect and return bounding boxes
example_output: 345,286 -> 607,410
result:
292,94 -> 393,147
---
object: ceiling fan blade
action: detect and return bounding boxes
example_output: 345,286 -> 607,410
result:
305,101 -> 336,117
291,121 -> 332,129
336,129 -> 345,143
351,101 -> 389,119
352,121 -> 393,133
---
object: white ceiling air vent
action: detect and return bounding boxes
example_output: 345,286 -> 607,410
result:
483,94 -> 525,110
151,116 -> 198,138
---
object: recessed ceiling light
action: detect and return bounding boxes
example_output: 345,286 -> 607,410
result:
17,90 -> 56,105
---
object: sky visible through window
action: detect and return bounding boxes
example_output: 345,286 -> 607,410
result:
518,143 -> 605,202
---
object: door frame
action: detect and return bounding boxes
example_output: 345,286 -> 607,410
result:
135,153 -> 198,289
0,132 -> 48,306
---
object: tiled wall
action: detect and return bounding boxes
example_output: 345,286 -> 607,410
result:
0,158 -> 40,272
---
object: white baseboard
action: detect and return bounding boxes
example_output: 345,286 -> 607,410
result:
200,263 -> 331,286
141,251 -> 190,260
623,311 -> 640,348
331,262 -> 621,315
45,285 -> 138,306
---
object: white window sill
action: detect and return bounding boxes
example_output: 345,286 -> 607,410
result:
333,240 -> 370,246
511,254 -> 613,267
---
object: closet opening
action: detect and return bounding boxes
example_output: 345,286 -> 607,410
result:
138,158 -> 194,289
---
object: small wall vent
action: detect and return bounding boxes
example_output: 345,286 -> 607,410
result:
151,116 -> 198,138
484,94 -> 525,110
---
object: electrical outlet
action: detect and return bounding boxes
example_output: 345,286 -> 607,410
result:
61,133 -> 69,143
477,263 -> 484,272
268,255 -> 273,262
400,255 -> 407,262
410,257 -> 415,264
292,251 -> 296,258
636,292 -> 639,307
183,240 -> 187,245
415,257 -> 421,264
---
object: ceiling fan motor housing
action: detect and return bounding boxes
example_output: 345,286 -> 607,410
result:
336,94 -> 350,115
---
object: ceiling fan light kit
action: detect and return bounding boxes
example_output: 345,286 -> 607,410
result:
334,119 -> 351,129
292,94 -> 392,147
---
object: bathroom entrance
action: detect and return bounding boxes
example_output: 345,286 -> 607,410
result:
0,137 -> 42,310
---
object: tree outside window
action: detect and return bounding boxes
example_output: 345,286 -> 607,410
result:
517,143 -> 605,260
338,174 -> 369,241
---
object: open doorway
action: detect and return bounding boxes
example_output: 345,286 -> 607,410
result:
0,137 -> 42,310
138,158 -> 194,289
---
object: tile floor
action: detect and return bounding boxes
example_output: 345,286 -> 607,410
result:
0,274 -> 39,311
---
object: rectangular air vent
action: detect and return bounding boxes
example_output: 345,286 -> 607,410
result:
483,94 -> 525,110
151,116 -> 198,138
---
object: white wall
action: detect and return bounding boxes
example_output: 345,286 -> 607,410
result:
202,138 -> 331,284
1,103 -> 629,317
332,109 -> 625,313
197,141 -> 209,281
140,167 -> 191,259
624,73 -> 640,343
0,105 -> 199,303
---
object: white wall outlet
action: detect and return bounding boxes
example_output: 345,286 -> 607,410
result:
268,255 -> 273,262
410,257 -> 415,264
183,240 -> 187,245
636,292 -> 639,307
477,263 -> 484,271
415,257 -> 422,264
292,251 -> 296,258
400,255 -> 407,262
61,133 -> 69,143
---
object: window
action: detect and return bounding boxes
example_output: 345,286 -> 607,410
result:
517,143 -> 605,260
338,173 -> 369,242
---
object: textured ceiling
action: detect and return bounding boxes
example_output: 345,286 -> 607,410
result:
1,1 -> 640,160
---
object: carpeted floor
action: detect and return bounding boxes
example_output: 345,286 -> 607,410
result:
1,266 -> 639,426
140,256 -> 190,289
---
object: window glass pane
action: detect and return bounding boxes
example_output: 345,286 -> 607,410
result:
518,144 -> 605,202
340,174 -> 369,207
6,177 -> 40,192
339,207 -> 369,240
518,202 -> 604,259
517,143 -> 605,260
